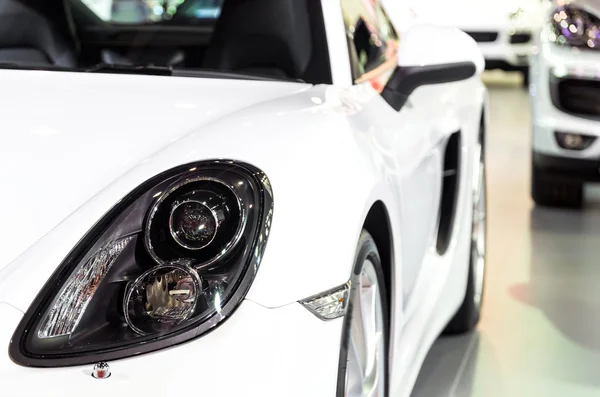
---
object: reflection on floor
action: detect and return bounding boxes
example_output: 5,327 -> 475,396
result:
410,71 -> 600,397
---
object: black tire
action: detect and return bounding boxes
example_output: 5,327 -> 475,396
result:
336,230 -> 389,397
444,257 -> 482,334
531,162 -> 583,208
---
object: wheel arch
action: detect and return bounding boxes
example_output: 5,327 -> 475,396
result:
362,200 -> 394,309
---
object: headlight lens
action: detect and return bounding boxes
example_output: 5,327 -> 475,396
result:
10,161 -> 273,367
550,5 -> 600,49
124,260 -> 203,335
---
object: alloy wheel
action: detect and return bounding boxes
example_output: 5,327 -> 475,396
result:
471,142 -> 486,311
344,259 -> 386,397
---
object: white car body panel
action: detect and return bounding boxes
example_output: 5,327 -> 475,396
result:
0,1 -> 487,396
397,24 -> 486,73
0,301 -> 343,396
0,70 -> 312,274
322,0 -> 354,87
531,0 -> 600,159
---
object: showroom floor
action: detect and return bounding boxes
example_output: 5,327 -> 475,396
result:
410,73 -> 600,397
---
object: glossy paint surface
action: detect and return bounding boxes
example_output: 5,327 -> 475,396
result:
397,24 -> 485,73
0,1 -> 486,396
0,301 -> 343,396
413,78 -> 600,397
0,70 -> 311,272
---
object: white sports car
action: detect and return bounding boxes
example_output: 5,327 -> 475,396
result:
0,0 -> 487,396
530,0 -> 600,208
399,0 -> 545,86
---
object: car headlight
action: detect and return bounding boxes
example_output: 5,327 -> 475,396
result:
549,4 -> 600,49
10,160 -> 273,367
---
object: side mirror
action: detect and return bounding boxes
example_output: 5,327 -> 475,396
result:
382,24 -> 485,111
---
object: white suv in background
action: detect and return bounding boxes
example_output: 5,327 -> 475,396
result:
530,0 -> 600,208
397,0 -> 545,86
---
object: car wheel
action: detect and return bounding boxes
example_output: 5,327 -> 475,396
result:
444,138 -> 486,334
531,162 -> 583,208
337,230 -> 389,397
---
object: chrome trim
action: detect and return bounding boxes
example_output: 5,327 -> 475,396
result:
145,176 -> 246,269
168,199 -> 220,251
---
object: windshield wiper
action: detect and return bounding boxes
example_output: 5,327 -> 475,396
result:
85,64 -> 304,82
83,63 -> 173,76
0,61 -> 305,83
0,62 -> 69,72
0,62 -> 174,76
172,68 -> 305,83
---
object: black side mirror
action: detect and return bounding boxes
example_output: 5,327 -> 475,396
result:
382,62 -> 477,111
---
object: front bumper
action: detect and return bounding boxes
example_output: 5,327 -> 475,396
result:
531,31 -> 600,160
0,301 -> 342,397
533,152 -> 600,182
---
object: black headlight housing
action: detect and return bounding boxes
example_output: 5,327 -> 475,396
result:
9,160 -> 273,367
550,4 -> 600,50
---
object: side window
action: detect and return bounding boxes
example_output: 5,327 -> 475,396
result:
341,0 -> 399,91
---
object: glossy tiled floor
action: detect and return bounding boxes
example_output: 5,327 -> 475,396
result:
411,73 -> 600,397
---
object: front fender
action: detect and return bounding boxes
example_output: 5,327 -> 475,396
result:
0,85 -> 401,312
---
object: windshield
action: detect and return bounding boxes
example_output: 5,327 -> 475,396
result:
0,0 -> 332,84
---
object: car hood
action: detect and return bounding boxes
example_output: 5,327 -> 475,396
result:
408,0 -> 544,29
0,69 -> 311,271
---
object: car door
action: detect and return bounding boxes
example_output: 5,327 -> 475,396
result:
340,0 -> 446,313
